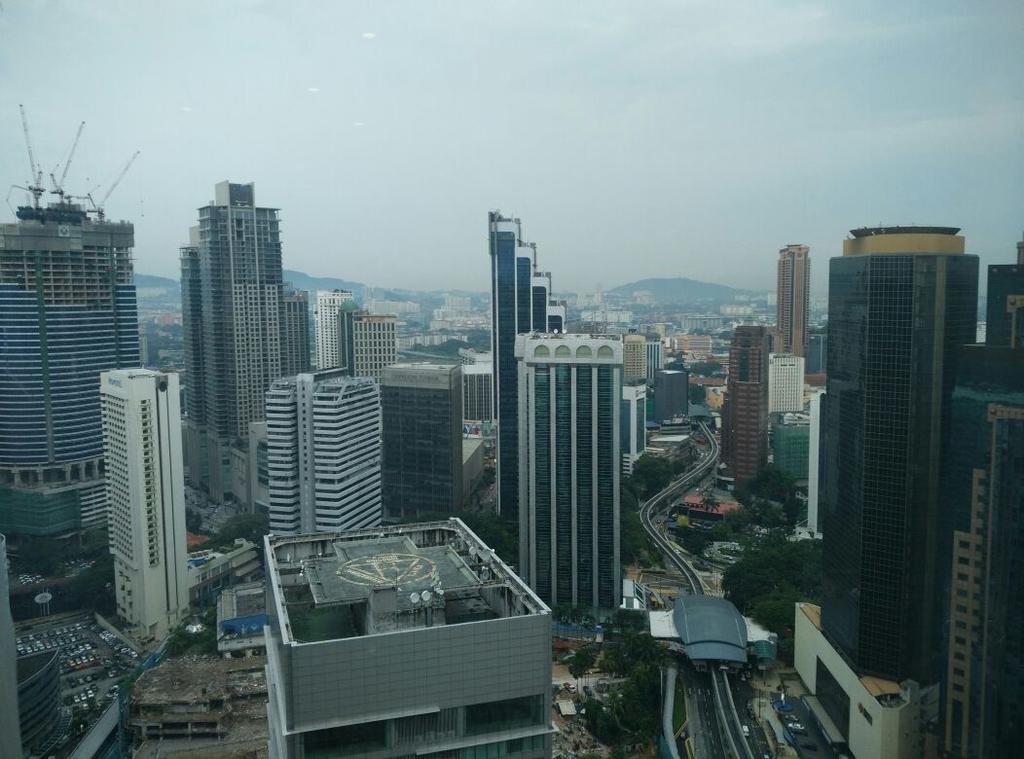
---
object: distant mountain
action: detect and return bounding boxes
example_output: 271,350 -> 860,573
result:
134,273 -> 179,294
608,277 -> 752,304
282,269 -> 367,299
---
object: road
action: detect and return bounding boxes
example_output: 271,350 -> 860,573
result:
640,422 -> 757,759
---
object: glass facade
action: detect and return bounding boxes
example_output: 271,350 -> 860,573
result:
821,249 -> 978,682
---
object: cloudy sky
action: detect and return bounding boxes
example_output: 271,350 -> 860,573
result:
2,1 -> 1021,295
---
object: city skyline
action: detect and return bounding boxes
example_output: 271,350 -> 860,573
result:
2,3 -> 1020,294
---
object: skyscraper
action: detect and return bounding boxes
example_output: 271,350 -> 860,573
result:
820,226 -> 978,684
806,389 -> 824,536
281,288 -> 312,377
181,181 -> 285,503
768,353 -> 805,414
314,289 -> 354,369
984,234 -> 1024,349
265,371 -> 382,535
622,333 -> 647,381
653,368 -> 689,424
1,200 -> 140,536
462,362 -> 494,422
645,335 -> 663,382
721,326 -> 769,487
941,254 -> 1024,758
776,243 -> 810,357
489,212 -> 553,526
343,310 -> 397,381
101,369 -> 189,642
0,534 -> 23,759
621,381 -> 647,475
516,333 -> 622,610
806,333 -> 827,374
381,364 -> 464,520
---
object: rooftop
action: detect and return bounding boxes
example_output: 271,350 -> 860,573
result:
266,519 -> 548,645
133,656 -> 267,705
849,225 -> 960,237
670,596 -> 748,664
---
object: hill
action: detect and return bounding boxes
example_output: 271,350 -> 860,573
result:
134,273 -> 179,295
608,277 -> 751,304
282,269 -> 367,299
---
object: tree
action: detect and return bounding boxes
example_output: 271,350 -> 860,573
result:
689,384 -> 706,404
568,646 -> 598,690
185,509 -> 203,534
205,512 -> 269,551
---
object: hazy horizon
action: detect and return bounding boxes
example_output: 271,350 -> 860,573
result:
3,1 -> 1021,296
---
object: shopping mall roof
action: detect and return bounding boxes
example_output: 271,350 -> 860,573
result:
650,596 -> 748,664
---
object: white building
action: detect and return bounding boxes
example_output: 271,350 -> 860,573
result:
768,353 -> 805,414
314,289 -> 354,370
266,371 -> 382,535
623,333 -> 647,381
351,313 -> 397,381
645,336 -> 663,382
100,369 -> 189,642
807,389 -> 824,536
621,382 -> 647,476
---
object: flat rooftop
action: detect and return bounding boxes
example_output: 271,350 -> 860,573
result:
266,519 -> 548,645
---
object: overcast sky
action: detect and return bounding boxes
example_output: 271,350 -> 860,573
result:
2,1 -> 1021,295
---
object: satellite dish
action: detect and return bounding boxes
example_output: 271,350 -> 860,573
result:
420,590 -> 432,604
409,592 -> 420,605
34,592 -> 53,604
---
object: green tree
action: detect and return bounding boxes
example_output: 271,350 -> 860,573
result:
568,646 -> 598,689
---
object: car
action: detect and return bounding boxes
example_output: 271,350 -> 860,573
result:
789,723 -> 807,735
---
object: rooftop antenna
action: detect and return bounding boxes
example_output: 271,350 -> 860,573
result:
18,104 -> 45,209
48,120 -> 86,203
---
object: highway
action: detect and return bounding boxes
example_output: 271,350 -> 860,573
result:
640,421 -> 756,759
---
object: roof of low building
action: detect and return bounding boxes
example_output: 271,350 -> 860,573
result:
671,596 -> 748,664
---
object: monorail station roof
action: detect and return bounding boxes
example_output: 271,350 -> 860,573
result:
649,596 -> 748,665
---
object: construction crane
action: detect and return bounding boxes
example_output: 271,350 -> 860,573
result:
49,120 -> 86,203
18,104 -> 46,208
93,150 -> 140,221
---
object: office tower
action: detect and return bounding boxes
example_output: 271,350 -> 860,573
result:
721,326 -> 769,487
348,311 -> 397,381
771,413 -> 809,479
621,382 -> 647,475
101,369 -> 189,641
0,200 -> 140,536
820,226 -> 978,685
516,333 -> 622,609
653,368 -> 689,423
280,289 -> 312,376
547,298 -> 567,332
181,181 -> 285,503
768,353 -> 805,414
16,650 -> 61,756
807,390 -> 824,535
0,534 -> 23,759
315,289 -> 354,369
247,421 -> 269,514
622,333 -> 647,381
265,371 -> 382,535
984,235 -> 1024,349
776,243 -> 810,356
489,212 -> 554,526
264,520 -> 553,759
381,364 -> 463,520
463,362 -> 494,422
941,256 -> 1024,758
806,333 -> 827,374
645,335 -> 663,382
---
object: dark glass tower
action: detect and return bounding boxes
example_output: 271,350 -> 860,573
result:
381,363 -> 464,520
941,252 -> 1024,758
984,234 -> 1024,349
517,334 -> 622,610
489,212 -> 550,528
0,202 -> 139,535
821,226 -> 978,683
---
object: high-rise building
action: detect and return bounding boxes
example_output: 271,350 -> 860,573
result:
489,212 -> 554,526
771,413 -> 809,480
807,389 -> 824,535
101,369 -> 189,642
940,255 -> 1024,758
622,333 -> 647,381
806,333 -> 827,374
645,335 -> 663,382
819,226 -> 978,685
776,243 -> 810,357
621,382 -> 647,475
984,235 -> 1024,349
653,368 -> 689,424
314,289 -> 354,369
347,311 -> 397,381
768,353 -> 805,414
1,201 -> 140,536
264,520 -> 553,758
181,182 -> 286,503
721,326 -> 769,487
265,371 -> 382,535
462,362 -> 494,422
0,534 -> 23,759
516,334 -> 622,610
381,364 -> 463,520
281,288 -> 312,377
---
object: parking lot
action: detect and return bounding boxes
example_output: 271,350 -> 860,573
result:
16,612 -> 139,719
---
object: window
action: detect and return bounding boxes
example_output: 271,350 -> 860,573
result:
465,695 -> 543,736
302,719 -> 386,757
